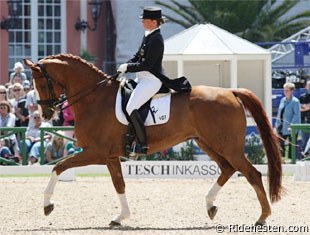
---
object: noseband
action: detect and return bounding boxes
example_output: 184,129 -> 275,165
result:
34,63 -> 120,112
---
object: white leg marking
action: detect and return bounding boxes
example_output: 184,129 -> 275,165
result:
112,193 -> 130,224
206,182 -> 222,210
44,171 -> 59,207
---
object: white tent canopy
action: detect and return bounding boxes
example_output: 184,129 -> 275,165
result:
163,24 -> 272,118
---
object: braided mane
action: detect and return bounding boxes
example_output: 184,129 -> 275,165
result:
39,53 -> 108,78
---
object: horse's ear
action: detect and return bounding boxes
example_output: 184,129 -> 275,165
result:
23,58 -> 34,67
23,59 -> 41,72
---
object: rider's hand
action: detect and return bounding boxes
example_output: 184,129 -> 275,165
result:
117,63 -> 128,73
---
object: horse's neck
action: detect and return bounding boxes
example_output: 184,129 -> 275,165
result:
66,79 -> 118,117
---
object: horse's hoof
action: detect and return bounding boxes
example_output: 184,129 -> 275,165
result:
44,203 -> 54,216
255,220 -> 266,226
109,221 -> 121,227
207,206 -> 218,220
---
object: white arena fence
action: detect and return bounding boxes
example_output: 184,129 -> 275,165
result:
0,161 -> 306,181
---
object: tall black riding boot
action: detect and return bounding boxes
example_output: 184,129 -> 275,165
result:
125,123 -> 135,155
130,109 -> 148,155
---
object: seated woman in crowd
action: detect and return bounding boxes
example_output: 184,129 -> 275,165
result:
11,83 -> 29,128
45,132 -> 65,164
0,138 -> 19,164
0,100 -> 20,162
0,85 -> 8,102
25,111 -> 52,165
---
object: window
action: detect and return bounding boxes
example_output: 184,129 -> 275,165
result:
8,0 -> 65,77
37,0 -> 62,60
9,0 -> 31,74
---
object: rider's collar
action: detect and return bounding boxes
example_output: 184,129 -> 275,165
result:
144,27 -> 160,37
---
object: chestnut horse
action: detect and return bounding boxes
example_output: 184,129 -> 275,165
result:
24,54 -> 282,226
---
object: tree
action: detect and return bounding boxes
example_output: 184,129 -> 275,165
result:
156,0 -> 310,42
241,0 -> 310,42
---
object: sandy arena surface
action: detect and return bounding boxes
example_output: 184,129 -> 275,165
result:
0,176 -> 309,235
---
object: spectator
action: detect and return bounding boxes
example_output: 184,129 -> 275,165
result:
0,100 -> 20,162
0,85 -> 9,102
25,111 -> 52,165
25,86 -> 38,127
62,100 -> 74,137
62,100 -> 74,126
275,82 -> 301,159
11,83 -> 29,128
23,80 -> 31,95
52,107 -> 64,126
9,62 -> 27,84
0,101 -> 15,128
11,74 -> 23,85
45,132 -> 65,164
299,80 -> 310,152
6,84 -> 15,101
65,140 -> 82,156
0,139 -> 19,164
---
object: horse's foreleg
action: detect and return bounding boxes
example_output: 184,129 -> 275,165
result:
44,170 -> 58,215
106,157 -> 130,226
44,148 -> 100,216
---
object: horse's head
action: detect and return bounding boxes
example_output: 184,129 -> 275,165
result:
24,58 -> 67,120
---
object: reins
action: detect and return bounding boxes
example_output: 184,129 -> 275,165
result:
35,62 -> 120,112
57,72 -> 120,111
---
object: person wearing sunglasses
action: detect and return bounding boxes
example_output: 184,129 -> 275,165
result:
11,83 -> 29,128
25,111 -> 52,165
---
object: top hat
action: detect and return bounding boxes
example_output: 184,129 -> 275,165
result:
140,6 -> 165,20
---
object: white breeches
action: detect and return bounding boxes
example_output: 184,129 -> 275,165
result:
126,71 -> 162,115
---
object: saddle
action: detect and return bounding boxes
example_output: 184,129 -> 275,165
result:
119,78 -> 170,156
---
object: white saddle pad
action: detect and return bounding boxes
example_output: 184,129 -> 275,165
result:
115,88 -> 171,126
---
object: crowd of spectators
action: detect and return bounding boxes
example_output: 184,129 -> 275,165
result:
0,62 -> 78,165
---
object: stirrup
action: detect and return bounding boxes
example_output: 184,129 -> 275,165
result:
129,142 -> 148,156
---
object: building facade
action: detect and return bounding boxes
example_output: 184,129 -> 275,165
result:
0,0 -> 114,85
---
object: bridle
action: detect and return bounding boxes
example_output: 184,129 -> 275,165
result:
34,63 -> 120,112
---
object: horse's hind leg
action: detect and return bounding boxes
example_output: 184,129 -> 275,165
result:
229,155 -> 271,225
44,148 -> 103,216
196,140 -> 236,220
206,162 -> 236,220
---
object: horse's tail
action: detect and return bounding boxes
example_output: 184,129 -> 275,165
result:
232,88 -> 283,203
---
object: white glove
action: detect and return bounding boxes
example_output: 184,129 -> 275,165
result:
117,63 -> 128,73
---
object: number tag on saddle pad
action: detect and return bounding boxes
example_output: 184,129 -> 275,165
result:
115,88 -> 171,126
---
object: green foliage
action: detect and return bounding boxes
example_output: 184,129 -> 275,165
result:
156,0 -> 269,32
244,133 -> 265,164
138,140 -> 195,161
156,0 -> 310,42
79,50 -> 96,63
241,0 -> 310,42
